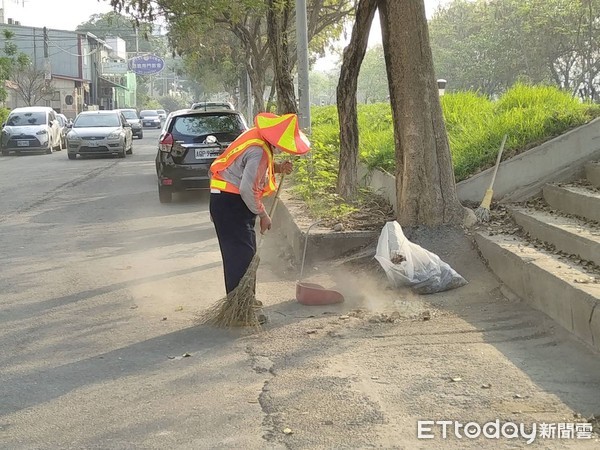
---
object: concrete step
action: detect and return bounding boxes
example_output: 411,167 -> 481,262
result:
475,232 -> 600,352
543,184 -> 600,222
510,207 -> 600,266
586,161 -> 600,188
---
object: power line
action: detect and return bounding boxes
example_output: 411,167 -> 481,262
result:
48,41 -> 99,58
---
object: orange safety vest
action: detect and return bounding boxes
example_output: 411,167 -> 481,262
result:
210,128 -> 277,196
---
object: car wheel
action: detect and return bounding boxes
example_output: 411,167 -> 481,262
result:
68,153 -> 77,160
1,149 -> 8,156
158,186 -> 172,203
118,146 -> 126,158
138,132 -> 143,139
126,144 -> 133,155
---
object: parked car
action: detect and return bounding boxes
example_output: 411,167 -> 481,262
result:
56,113 -> 69,149
156,108 -> 249,203
66,110 -> 133,160
139,110 -> 162,128
157,109 -> 167,121
191,101 -> 235,111
117,108 -> 143,139
1,106 -> 62,155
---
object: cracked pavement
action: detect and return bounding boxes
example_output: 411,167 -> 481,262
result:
1,130 -> 600,449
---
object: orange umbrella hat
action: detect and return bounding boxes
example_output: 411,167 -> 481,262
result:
255,112 -> 311,155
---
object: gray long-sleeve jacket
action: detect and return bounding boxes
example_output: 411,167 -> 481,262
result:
217,145 -> 270,216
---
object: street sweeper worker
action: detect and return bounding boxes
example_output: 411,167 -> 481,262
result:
209,112 -> 311,294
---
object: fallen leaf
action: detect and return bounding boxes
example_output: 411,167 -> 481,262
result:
481,383 -> 492,389
175,306 -> 184,311
247,400 -> 259,404
306,330 -> 318,334
161,317 -> 168,321
371,376 -> 380,380
451,377 -> 462,382
129,305 -> 138,310
339,315 -> 350,320
282,428 -> 293,435
514,394 -> 523,399
182,352 -> 191,357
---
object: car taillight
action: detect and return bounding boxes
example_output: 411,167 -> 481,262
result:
159,133 -> 173,152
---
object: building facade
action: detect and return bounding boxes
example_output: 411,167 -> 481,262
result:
0,23 -> 136,118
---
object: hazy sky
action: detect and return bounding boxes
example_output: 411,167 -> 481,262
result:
13,0 -> 448,32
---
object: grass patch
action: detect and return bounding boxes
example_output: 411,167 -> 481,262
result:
291,83 -> 600,222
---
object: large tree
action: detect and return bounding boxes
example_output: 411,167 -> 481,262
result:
10,66 -> 56,106
336,0 -> 378,200
336,0 -> 466,225
380,0 -> 464,225
107,0 -> 352,115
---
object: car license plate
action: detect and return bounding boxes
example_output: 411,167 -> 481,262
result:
17,140 -> 29,147
195,149 -> 210,159
87,141 -> 98,147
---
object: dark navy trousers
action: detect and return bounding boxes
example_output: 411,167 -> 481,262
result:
209,192 -> 257,294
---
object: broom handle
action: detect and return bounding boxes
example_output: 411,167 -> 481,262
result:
268,174 -> 285,217
488,134 -> 508,190
256,174 -> 285,251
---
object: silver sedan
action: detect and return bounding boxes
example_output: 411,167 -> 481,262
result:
67,111 -> 133,160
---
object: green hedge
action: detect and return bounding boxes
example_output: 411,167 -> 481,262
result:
292,84 -> 600,219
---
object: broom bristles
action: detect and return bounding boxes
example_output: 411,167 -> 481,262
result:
474,205 -> 491,223
475,188 -> 494,223
200,254 -> 263,328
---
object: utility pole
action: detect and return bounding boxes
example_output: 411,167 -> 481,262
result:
43,26 -> 51,82
295,0 -> 311,134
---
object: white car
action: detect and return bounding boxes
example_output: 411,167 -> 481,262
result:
157,109 -> 167,121
1,107 -> 63,155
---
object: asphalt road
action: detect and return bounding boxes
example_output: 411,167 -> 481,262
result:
0,130 -> 270,448
1,130 -> 600,449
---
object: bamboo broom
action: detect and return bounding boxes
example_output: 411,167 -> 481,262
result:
475,134 -> 508,223
201,175 -> 285,328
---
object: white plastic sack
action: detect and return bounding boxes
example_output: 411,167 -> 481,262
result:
375,221 -> 468,294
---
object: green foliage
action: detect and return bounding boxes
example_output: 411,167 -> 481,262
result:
0,107 -> 10,124
429,0 -> 600,98
142,98 -> 162,110
0,30 -> 30,102
299,84 -> 600,217
158,95 -> 188,113
76,12 -> 157,54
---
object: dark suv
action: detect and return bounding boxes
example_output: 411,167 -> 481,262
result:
155,109 -> 248,203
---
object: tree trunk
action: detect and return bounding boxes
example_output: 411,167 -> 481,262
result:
246,62 -> 266,115
336,0 -> 378,200
267,0 -> 298,114
266,82 -> 277,111
379,0 -> 465,226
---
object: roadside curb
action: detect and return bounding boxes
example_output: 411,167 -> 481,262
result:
270,191 -> 378,265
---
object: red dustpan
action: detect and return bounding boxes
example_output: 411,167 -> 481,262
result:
295,221 -> 345,306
